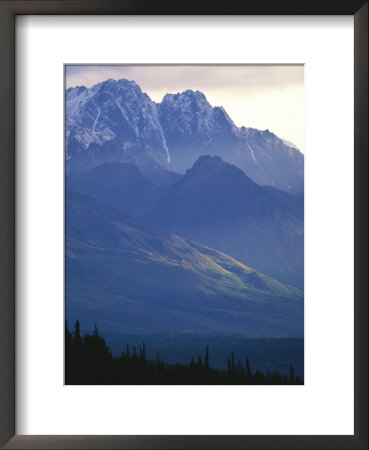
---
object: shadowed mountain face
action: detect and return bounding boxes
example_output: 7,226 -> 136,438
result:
66,79 -> 304,195
142,156 -> 304,289
66,162 -> 155,215
66,161 -> 181,217
66,192 -> 303,337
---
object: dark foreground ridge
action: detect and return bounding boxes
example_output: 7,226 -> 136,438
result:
66,321 -> 303,385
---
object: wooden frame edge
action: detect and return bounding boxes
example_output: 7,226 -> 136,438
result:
0,0 -> 15,448
0,1 -> 367,449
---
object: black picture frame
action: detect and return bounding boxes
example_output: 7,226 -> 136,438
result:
0,1 -> 367,449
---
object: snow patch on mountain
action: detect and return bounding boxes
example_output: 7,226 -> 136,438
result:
162,136 -> 171,164
247,143 -> 258,164
92,108 -> 101,132
66,117 -> 113,150
115,96 -> 139,137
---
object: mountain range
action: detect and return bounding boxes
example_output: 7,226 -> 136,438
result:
67,156 -> 303,288
65,77 -> 304,337
66,78 -> 304,195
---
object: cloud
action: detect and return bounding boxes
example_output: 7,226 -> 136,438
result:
66,64 -> 303,92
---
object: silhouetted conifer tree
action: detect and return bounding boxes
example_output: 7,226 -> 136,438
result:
142,341 -> 146,368
65,321 -> 73,383
204,345 -> 210,369
254,370 -> 265,384
65,321 -> 72,347
73,320 -> 82,346
266,369 -> 270,383
93,323 -> 99,337
246,357 -> 252,379
65,321 -> 302,386
289,365 -> 294,384
237,360 -> 244,376
231,352 -> 235,374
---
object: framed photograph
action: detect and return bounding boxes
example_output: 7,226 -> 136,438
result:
0,1 -> 367,449
64,63 -> 305,387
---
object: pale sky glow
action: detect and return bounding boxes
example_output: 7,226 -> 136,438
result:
66,65 -> 305,152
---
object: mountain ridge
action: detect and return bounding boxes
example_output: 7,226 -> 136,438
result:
66,78 -> 304,195
141,155 -> 304,288
66,191 -> 303,336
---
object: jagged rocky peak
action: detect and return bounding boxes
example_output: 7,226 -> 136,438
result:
158,88 -> 237,138
160,89 -> 215,120
162,89 -> 208,102
66,77 -> 154,127
66,78 -> 170,164
66,85 -> 87,95
96,78 -> 149,100
95,77 -> 139,91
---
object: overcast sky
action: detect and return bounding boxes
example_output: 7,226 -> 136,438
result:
66,65 -> 305,152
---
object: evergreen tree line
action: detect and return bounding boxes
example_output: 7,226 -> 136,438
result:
66,321 -> 303,385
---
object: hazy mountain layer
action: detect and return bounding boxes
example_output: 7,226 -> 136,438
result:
142,155 -> 304,288
66,162 -> 155,215
66,191 -> 303,336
